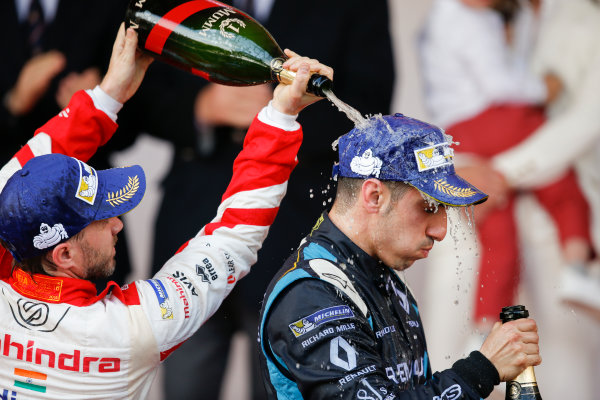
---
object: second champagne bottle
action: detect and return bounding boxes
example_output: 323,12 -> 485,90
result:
500,305 -> 543,400
125,0 -> 332,96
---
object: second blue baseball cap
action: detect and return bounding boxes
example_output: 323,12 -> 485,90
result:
0,154 -> 146,262
333,113 -> 488,206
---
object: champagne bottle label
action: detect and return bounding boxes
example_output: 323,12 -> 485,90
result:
126,0 -> 284,85
507,381 -> 542,400
507,366 -> 541,399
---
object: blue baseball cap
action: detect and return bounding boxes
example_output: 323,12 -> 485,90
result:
332,113 -> 488,206
0,154 -> 146,262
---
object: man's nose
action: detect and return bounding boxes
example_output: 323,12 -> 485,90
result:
428,206 -> 447,241
109,217 -> 124,235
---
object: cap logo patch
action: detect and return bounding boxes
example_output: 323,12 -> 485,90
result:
350,149 -> 382,177
33,223 -> 68,250
106,175 -> 140,207
414,143 -> 453,172
434,179 -> 478,198
75,160 -> 98,205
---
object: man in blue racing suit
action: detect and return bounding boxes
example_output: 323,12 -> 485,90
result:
259,114 -> 541,399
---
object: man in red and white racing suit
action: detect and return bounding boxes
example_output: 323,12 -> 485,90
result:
0,26 -> 333,399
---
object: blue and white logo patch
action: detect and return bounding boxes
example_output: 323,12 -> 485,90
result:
414,143 -> 454,172
74,159 -> 98,205
350,148 -> 383,177
146,279 -> 173,320
289,305 -> 354,338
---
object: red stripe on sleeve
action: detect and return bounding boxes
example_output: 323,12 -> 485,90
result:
35,91 -> 117,162
204,207 -> 278,235
174,239 -> 192,255
221,117 -> 302,201
160,341 -> 186,361
14,145 -> 35,167
145,0 -> 218,54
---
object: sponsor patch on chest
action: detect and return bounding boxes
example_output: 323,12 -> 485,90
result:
288,305 -> 354,338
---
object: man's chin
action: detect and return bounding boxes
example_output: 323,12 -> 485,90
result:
86,261 -> 116,280
390,260 -> 415,271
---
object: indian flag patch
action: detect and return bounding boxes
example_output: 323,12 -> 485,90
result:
14,368 -> 47,393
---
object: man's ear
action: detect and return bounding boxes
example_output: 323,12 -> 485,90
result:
50,242 -> 77,270
361,179 -> 388,213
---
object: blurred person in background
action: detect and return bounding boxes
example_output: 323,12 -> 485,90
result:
418,0 -> 600,398
419,0 -> 595,340
491,0 -> 600,319
150,0 -> 396,399
489,1 -> 600,396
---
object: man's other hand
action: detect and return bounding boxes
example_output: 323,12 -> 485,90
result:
479,318 -> 541,381
100,23 -> 153,104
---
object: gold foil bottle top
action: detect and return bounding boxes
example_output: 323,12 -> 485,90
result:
269,57 -> 332,97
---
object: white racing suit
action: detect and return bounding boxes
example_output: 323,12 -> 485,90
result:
0,87 -> 303,399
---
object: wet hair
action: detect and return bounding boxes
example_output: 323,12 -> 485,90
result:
0,230 -> 85,277
334,177 -> 412,214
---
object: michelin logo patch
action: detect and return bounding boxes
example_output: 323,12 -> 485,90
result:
289,305 -> 354,338
146,279 -> 173,320
414,143 -> 453,172
74,159 -> 98,205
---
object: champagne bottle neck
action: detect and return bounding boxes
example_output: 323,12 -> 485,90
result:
270,57 -> 333,97
307,74 -> 333,97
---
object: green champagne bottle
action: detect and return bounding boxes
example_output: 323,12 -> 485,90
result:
500,305 -> 543,400
125,0 -> 332,97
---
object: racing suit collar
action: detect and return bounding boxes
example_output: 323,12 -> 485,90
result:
313,212 -> 390,284
7,267 -> 120,306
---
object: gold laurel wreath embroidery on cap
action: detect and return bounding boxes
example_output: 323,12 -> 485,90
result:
434,179 -> 477,198
106,176 -> 139,207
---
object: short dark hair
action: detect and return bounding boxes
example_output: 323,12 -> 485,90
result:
334,177 -> 412,214
0,229 -> 85,277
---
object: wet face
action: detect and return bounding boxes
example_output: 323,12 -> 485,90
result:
371,188 -> 447,270
78,217 -> 123,280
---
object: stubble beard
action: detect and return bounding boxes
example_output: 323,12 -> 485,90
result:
81,239 -> 117,280
86,257 -> 116,280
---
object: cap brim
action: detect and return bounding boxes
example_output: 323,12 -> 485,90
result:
95,165 -> 146,220
409,173 -> 488,206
